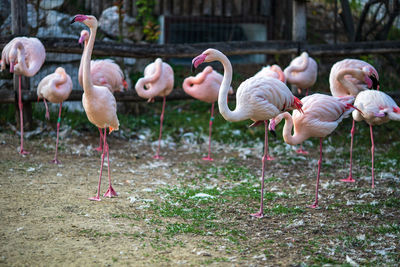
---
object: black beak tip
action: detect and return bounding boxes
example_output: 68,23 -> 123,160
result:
79,43 -> 82,49
70,18 -> 76,24
270,130 -> 277,138
191,64 -> 196,73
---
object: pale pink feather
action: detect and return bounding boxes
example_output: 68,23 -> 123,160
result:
284,52 -> 317,89
254,64 -> 286,83
37,67 -> 72,103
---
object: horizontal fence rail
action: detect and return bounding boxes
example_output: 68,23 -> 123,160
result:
1,37 -> 400,58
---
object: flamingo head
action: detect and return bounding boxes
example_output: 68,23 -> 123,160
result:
55,67 -> 66,75
8,48 -> 18,73
191,48 -> 221,72
362,66 -> 379,90
79,30 -> 89,45
71,14 -> 98,28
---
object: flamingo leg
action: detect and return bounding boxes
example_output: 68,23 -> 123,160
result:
310,138 -> 323,209
18,75 -> 29,155
94,127 -> 103,152
89,128 -> 106,201
153,96 -> 166,159
370,125 -> 375,189
202,102 -> 214,161
265,120 -> 275,161
43,98 -> 50,120
342,119 -> 356,182
251,120 -> 269,218
51,103 -> 62,164
104,128 -> 117,197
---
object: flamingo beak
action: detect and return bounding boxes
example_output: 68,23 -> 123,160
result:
10,62 -> 14,73
71,14 -> 88,24
191,54 -> 207,73
369,74 -> 379,90
269,119 -> 277,137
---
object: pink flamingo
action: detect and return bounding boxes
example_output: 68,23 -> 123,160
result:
271,94 -> 355,208
350,90 -> 400,188
135,58 -> 174,159
37,67 -> 73,164
284,52 -> 317,96
192,48 -> 303,218
329,59 -> 379,183
254,64 -> 286,83
72,14 -> 119,201
1,37 -> 46,154
183,66 -> 233,161
78,30 -> 127,152
284,52 -> 318,154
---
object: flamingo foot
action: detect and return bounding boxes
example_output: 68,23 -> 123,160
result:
266,155 -> 275,161
250,211 -> 264,218
103,186 -> 118,197
296,148 -> 309,155
94,146 -> 103,152
51,158 -> 61,164
153,155 -> 164,160
309,203 -> 318,209
45,111 -> 50,121
202,156 -> 214,161
89,196 -> 101,201
341,177 -> 355,183
19,149 -> 29,155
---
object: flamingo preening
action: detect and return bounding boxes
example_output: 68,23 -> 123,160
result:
183,66 -> 233,161
71,14 -> 119,201
284,52 -> 317,96
329,59 -> 379,183
192,48 -> 303,218
135,58 -> 174,159
254,64 -> 286,84
271,94 -> 355,208
1,37 -> 46,154
37,67 -> 73,164
78,30 -> 127,152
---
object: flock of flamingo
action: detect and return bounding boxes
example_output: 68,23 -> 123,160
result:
1,14 -> 399,217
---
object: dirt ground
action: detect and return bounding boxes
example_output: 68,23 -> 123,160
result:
0,128 -> 399,266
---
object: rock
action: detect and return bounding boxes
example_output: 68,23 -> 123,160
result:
0,0 -> 10,23
0,14 -> 11,35
38,10 -> 86,38
40,0 -> 64,10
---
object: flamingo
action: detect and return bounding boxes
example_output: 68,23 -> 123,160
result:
37,67 -> 73,164
271,94 -> 355,208
1,37 -> 46,154
329,59 -> 379,183
254,64 -> 286,83
192,48 -> 303,218
78,30 -> 127,152
135,58 -> 174,159
284,52 -> 317,96
350,90 -> 400,188
183,66 -> 233,161
71,14 -> 119,201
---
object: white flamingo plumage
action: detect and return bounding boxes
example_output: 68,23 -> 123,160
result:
135,58 -> 174,159
72,14 -> 119,201
37,67 -> 73,164
284,52 -> 318,95
192,48 -> 303,218
1,37 -> 46,154
272,93 -> 355,208
254,64 -> 286,83
350,90 -> 400,188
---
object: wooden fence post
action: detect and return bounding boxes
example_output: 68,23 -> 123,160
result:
11,0 -> 32,130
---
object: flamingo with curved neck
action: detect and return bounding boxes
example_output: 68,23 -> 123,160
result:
284,52 -> 318,95
183,66 -> 233,161
37,67 -> 72,164
1,37 -> 45,155
192,48 -> 303,218
71,14 -> 119,201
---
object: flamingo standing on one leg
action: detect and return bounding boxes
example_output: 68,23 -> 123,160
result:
253,64 -> 286,160
192,48 -> 303,218
78,30 -> 127,152
183,66 -> 233,161
37,67 -> 73,164
284,52 -> 318,154
329,59 -> 379,183
135,58 -> 174,159
271,94 -> 355,208
1,37 -> 46,154
71,14 -> 119,201
351,90 -> 400,188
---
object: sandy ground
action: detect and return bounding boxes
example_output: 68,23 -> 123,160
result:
0,128 -> 399,266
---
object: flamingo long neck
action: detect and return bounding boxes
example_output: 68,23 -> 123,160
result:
183,69 -> 209,92
217,52 -> 246,122
82,25 -> 96,94
78,38 -> 88,86
135,58 -> 162,99
279,112 -> 306,145
336,68 -> 363,96
55,71 -> 67,88
14,41 -> 37,77
290,53 -> 309,73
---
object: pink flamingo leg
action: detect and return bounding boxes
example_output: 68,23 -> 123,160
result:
265,121 -> 275,161
153,96 -> 166,160
104,129 -> 117,197
370,125 -> 375,189
51,103 -> 63,164
89,128 -> 107,201
251,121 -> 270,218
310,138 -> 323,209
202,102 -> 215,161
43,98 -> 50,120
296,144 -> 309,155
94,127 -> 103,152
342,120 -> 356,182
18,75 -> 29,155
